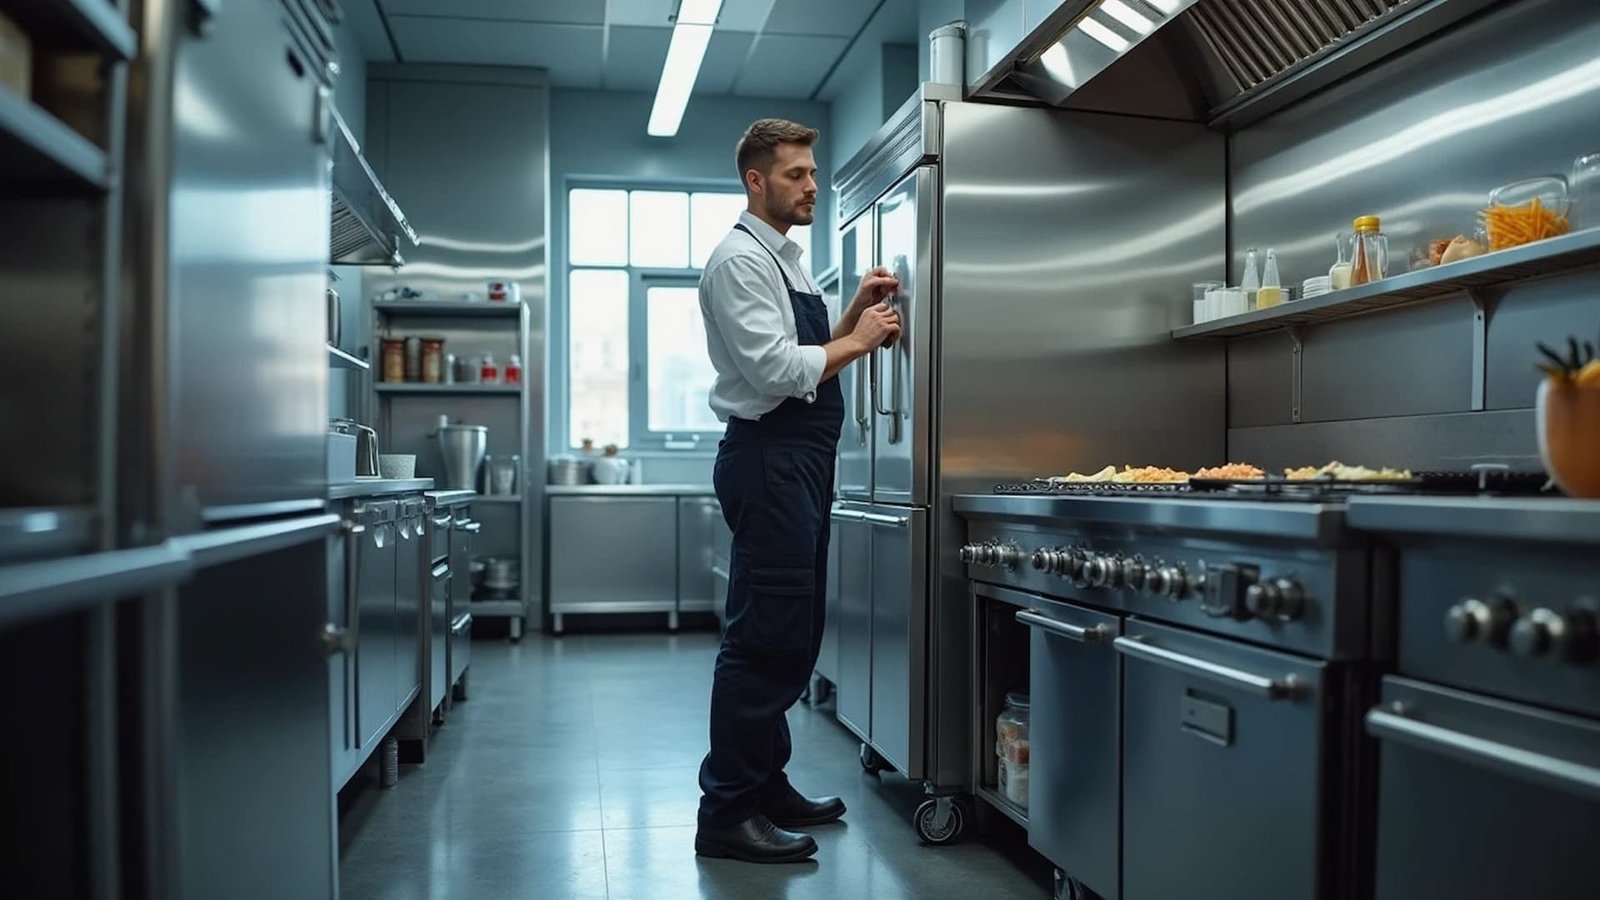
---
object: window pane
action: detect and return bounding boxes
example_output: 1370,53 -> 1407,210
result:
646,286 -> 721,433
569,189 -> 628,266
568,269 -> 630,448
629,191 -> 689,268
690,192 -> 747,268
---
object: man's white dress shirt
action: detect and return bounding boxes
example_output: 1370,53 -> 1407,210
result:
699,211 -> 827,423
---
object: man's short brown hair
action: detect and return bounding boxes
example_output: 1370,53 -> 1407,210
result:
735,118 -> 820,184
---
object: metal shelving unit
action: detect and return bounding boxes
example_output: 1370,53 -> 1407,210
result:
374,301 -> 522,317
0,89 -> 110,190
375,383 -> 521,395
1173,228 -> 1600,340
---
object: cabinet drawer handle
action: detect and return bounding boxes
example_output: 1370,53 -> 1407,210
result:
1113,636 -> 1304,701
1016,610 -> 1108,643
1366,707 -> 1600,800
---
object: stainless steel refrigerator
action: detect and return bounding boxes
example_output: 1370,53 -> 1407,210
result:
830,84 -> 1227,793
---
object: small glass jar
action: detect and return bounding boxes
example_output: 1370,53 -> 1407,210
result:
380,338 -> 406,382
421,338 -> 445,383
996,691 -> 1030,808
479,352 -> 498,384
1349,216 -> 1389,286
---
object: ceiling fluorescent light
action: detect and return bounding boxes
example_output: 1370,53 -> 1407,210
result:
1099,0 -> 1155,34
648,22 -> 715,137
1078,17 -> 1131,52
676,0 -> 724,25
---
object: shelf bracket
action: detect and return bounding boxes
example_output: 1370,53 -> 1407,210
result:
1287,326 -> 1305,423
1468,288 -> 1497,412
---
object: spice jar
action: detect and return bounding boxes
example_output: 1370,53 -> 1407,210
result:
505,353 -> 523,386
421,338 -> 445,383
381,338 -> 406,382
1348,216 -> 1389,286
996,691 -> 1030,808
479,352 -> 499,384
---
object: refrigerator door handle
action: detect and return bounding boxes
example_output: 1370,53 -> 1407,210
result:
854,356 -> 870,444
872,348 -> 893,417
889,335 -> 904,445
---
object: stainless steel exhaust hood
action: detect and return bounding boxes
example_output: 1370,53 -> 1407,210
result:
988,0 -> 1510,128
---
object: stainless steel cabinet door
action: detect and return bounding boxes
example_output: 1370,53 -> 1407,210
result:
394,510 -> 424,705
832,509 -> 873,740
1369,677 -> 1600,900
677,497 -> 718,613
837,211 -> 875,501
548,497 -> 678,613
429,562 -> 450,712
872,168 -> 934,506
1118,620 -> 1326,900
356,504 -> 397,750
1020,596 -> 1122,900
869,505 -> 928,776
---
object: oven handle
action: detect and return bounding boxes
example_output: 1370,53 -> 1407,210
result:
1017,610 -> 1109,643
1366,707 -> 1600,801
1113,636 -> 1304,700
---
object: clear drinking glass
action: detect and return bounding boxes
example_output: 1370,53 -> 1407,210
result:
1573,152 -> 1600,230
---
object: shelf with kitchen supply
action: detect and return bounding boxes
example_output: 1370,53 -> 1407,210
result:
1176,226 -> 1600,340
370,281 -> 535,639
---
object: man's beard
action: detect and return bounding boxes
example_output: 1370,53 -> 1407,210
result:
767,195 -> 815,227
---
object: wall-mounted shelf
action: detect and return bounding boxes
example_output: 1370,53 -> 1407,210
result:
1173,228 -> 1600,340
4,0 -> 137,60
0,90 -> 108,191
473,495 -> 522,504
326,345 -> 369,370
374,301 -> 523,318
375,383 -> 521,395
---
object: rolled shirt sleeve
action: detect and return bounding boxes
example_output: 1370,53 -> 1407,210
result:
705,255 -> 826,402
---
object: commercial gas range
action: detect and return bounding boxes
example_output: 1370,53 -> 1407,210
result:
954,488 -> 1386,900
1345,496 -> 1600,900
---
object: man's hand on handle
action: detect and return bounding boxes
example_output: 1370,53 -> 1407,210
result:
832,266 -> 900,344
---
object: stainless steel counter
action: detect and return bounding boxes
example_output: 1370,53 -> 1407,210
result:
424,490 -> 476,508
328,478 -> 434,500
1346,495 -> 1600,544
544,484 -> 715,496
950,493 -> 1347,543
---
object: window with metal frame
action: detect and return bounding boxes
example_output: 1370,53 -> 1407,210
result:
564,186 -> 812,451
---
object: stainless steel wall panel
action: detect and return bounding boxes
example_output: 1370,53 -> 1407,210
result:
1229,0 -> 1600,288
939,103 -> 1228,491
1485,269 -> 1600,411
1228,408 -> 1539,472
1226,331 -> 1297,428
1299,298 -> 1474,422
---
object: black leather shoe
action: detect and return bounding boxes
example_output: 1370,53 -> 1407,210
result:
762,791 -> 847,828
695,814 -> 818,863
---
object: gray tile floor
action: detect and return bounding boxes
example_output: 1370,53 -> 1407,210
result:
338,630 -> 1051,900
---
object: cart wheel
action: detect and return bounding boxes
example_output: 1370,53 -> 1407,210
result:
913,797 -> 964,845
859,742 -> 890,774
1053,869 -> 1090,900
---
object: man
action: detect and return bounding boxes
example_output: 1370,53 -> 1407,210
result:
694,118 -> 901,864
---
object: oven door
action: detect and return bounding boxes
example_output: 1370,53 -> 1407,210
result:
1117,619 -> 1327,900
1367,676 -> 1600,899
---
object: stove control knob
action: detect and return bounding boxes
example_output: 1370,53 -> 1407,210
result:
1246,578 -> 1307,621
1084,555 -> 1121,588
1121,559 -> 1148,591
1508,607 -> 1598,661
1030,549 -> 1051,572
960,544 -> 980,564
993,544 -> 1021,570
1063,549 -> 1087,578
1445,597 -> 1514,646
1146,566 -> 1183,598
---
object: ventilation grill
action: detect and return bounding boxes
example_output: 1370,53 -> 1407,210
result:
1188,0 -> 1413,91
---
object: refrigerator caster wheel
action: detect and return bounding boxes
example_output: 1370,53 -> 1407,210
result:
859,742 -> 889,774
913,797 -> 964,845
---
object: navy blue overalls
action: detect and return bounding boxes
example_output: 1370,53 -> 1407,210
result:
698,224 -> 845,828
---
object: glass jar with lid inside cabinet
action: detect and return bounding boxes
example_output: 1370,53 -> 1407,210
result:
996,691 -> 1030,809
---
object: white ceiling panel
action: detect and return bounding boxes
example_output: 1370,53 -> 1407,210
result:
602,26 -> 671,92
761,0 -> 876,38
389,17 -> 606,85
606,0 -> 777,31
697,29 -> 756,95
731,33 -> 847,98
379,0 -> 607,24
